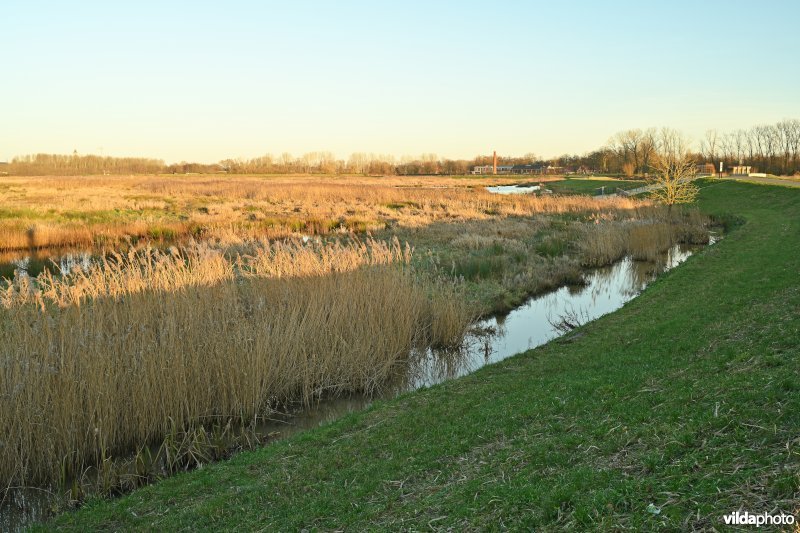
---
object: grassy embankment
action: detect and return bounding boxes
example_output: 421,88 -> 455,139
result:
46,180 -> 800,529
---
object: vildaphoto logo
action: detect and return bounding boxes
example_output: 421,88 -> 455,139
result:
722,510 -> 796,528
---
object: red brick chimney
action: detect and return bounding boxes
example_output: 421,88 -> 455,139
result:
493,151 -> 497,175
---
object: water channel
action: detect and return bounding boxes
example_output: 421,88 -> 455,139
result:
0,238 -> 713,530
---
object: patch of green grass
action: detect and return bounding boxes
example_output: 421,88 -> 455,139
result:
535,235 -> 569,257
549,178 -> 646,196
383,201 -> 420,210
0,263 -> 17,280
388,217 -> 581,316
122,194 -> 163,202
43,182 -> 800,530
0,207 -> 183,226
147,226 -> 178,240
708,212 -> 746,232
0,207 -> 48,220
452,255 -> 507,280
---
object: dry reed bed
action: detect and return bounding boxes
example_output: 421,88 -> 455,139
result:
0,239 -> 473,488
0,175 -> 643,251
578,210 -> 711,267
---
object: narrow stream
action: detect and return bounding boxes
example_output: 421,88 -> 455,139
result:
0,240 -> 710,530
236,242 -> 703,438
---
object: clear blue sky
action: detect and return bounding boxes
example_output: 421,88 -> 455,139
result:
3,0 -> 799,163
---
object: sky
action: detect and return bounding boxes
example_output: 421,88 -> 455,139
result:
3,0 -> 800,164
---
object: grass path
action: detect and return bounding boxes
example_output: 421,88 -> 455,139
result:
45,181 -> 800,530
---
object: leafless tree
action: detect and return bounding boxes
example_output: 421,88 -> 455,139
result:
639,128 -> 658,176
611,129 -> 644,176
700,129 -> 718,164
649,128 -> 699,211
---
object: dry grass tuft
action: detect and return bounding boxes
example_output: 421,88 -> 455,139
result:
628,222 -> 674,262
578,208 -> 710,266
578,224 -> 629,267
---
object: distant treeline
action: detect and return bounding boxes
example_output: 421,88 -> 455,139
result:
4,119 -> 799,177
219,152 -> 544,176
596,119 -> 800,177
5,153 -> 166,176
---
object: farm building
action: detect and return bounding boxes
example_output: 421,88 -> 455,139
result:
511,164 -> 544,175
696,163 -> 716,176
472,165 -> 514,175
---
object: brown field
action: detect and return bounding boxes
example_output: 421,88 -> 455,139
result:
0,174 -> 637,251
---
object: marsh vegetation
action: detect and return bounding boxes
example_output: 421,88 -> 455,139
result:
0,238 -> 472,492
0,175 -> 713,526
0,174 -> 625,251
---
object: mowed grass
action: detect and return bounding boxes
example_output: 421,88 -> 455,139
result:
549,177 -> 646,196
45,181 -> 800,530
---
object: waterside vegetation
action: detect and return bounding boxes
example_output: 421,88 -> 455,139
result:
40,180 -> 800,531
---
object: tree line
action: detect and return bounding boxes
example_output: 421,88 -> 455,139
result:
221,152 -> 548,176
4,119 -> 799,177
4,153 -> 166,176
3,151 -> 546,177
568,119 -> 800,177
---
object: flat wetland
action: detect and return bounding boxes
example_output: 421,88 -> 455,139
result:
5,175 -> 791,531
0,174 -> 573,252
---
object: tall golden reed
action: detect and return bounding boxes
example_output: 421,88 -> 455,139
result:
578,210 -> 709,267
0,238 -> 472,488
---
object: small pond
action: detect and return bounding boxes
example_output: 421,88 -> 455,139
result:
485,184 -> 542,195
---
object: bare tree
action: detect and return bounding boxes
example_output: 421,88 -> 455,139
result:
347,153 -> 369,174
719,132 -> 736,166
776,121 -> 790,172
789,119 -> 800,171
733,129 -> 747,165
640,128 -> 658,176
649,128 -> 699,212
611,129 -> 644,176
701,129 -> 718,164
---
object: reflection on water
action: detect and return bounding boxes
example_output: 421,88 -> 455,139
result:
259,243 -> 702,426
0,251 -> 96,280
0,242 -> 709,530
452,244 -> 694,373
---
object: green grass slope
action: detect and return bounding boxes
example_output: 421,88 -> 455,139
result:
46,181 -> 799,531
548,178 -> 646,195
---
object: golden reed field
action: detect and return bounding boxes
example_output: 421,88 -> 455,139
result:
0,174 -> 710,499
0,174 -> 639,251
0,238 -> 472,489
